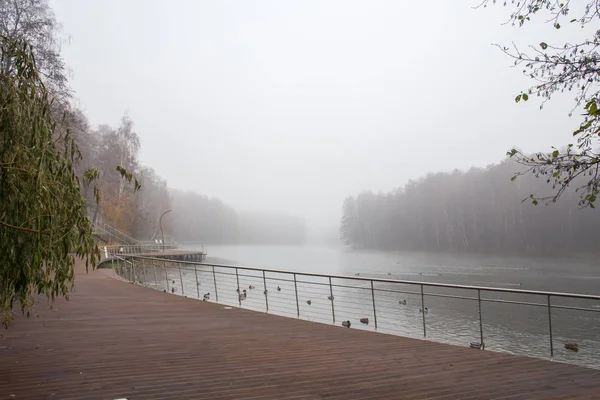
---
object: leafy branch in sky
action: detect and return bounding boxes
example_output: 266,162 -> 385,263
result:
481,0 -> 600,207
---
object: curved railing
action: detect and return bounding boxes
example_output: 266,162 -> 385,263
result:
92,223 -> 143,245
99,243 -> 180,258
105,254 -> 600,369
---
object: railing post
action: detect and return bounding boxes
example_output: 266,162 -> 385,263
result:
141,258 -> 147,284
165,262 -> 170,292
153,261 -> 158,289
194,266 -> 200,299
179,263 -> 184,295
130,259 -> 135,283
293,273 -> 300,318
370,280 -> 378,329
478,289 -> 484,350
420,284 -> 427,338
111,258 -> 115,278
236,268 -> 241,307
212,265 -> 219,302
329,276 -> 335,323
263,270 -> 269,312
548,294 -> 554,361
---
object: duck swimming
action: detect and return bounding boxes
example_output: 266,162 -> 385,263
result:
564,343 -> 579,352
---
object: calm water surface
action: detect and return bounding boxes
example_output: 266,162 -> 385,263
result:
162,244 -> 600,368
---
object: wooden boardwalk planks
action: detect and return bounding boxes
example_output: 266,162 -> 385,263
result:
1,260 -> 599,400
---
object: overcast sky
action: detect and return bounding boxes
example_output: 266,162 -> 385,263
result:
50,0 -> 579,229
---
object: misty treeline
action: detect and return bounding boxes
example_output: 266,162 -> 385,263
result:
72,113 -> 171,241
0,0 -> 306,245
63,111 -> 307,244
170,191 -> 306,245
341,160 -> 599,255
59,104 -> 306,244
0,0 -> 168,241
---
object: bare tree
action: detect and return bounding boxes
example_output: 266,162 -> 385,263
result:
0,0 -> 69,101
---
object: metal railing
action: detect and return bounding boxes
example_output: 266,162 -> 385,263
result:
93,223 -> 142,245
107,255 -> 600,368
110,255 -> 135,281
100,243 -> 179,258
139,240 -> 180,247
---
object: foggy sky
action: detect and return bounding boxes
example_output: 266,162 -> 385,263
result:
50,0 -> 580,230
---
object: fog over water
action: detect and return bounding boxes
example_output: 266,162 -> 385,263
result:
52,0 -> 581,231
145,244 -> 600,369
51,0 -> 599,284
46,0 -> 600,369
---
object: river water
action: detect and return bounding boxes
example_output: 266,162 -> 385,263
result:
147,244 -> 600,369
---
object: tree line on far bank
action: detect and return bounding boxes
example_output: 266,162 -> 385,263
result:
340,159 -> 600,255
75,116 -> 307,245
0,1 -> 304,246
170,190 -> 306,245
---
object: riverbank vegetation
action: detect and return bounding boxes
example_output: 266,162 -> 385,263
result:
341,1 -> 600,254
0,0 -> 304,249
340,160 -> 599,254
170,190 -> 306,245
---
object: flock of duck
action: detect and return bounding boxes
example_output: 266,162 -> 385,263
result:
158,277 -> 582,354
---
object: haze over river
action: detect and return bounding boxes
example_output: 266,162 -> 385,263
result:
171,244 -> 600,369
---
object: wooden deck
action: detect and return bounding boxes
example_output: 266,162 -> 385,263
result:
2,260 -> 600,399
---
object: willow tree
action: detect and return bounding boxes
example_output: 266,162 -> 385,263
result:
0,38 -> 97,327
483,1 -> 600,207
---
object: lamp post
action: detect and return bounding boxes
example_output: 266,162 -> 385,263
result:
159,209 -> 172,252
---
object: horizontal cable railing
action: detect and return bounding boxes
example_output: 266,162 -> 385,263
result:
93,223 -> 142,245
99,243 -> 179,258
105,254 -> 600,369
92,224 -> 123,244
139,240 -> 180,247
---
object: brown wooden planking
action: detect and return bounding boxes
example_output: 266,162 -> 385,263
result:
1,259 -> 599,400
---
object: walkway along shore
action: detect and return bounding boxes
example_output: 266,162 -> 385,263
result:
1,258 -> 600,399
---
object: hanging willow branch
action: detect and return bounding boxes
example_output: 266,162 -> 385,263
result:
0,36 -> 98,327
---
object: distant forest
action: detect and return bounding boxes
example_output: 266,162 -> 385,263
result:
72,115 -> 305,245
340,160 -> 599,255
170,190 -> 306,245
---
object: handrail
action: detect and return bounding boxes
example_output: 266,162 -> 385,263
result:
94,223 -> 142,245
92,225 -> 124,244
121,254 -> 600,301
110,253 -> 600,368
112,254 -> 133,265
99,243 -> 178,258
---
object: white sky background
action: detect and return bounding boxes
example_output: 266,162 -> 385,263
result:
50,0 -> 580,231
